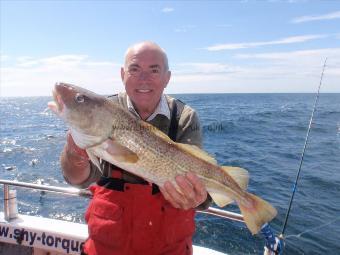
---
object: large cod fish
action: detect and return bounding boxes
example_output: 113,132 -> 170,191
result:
48,82 -> 277,234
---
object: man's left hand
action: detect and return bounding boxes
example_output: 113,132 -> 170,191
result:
160,172 -> 208,210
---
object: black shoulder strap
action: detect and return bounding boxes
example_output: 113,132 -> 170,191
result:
168,99 -> 185,141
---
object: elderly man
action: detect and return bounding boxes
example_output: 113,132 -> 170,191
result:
61,41 -> 211,255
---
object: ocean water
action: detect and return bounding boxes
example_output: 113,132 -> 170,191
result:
1,93 -> 340,254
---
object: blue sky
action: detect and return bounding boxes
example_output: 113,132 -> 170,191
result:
1,0 -> 339,96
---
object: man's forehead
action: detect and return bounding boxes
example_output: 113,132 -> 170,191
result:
128,63 -> 161,69
126,50 -> 164,66
124,42 -> 169,70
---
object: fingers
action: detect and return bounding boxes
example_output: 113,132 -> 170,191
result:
159,183 -> 182,209
175,175 -> 197,208
186,172 -> 207,204
66,131 -> 88,159
160,173 -> 208,210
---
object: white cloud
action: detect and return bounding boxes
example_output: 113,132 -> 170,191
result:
166,48 -> 340,93
174,28 -> 187,33
1,49 -> 339,96
175,62 -> 236,74
292,11 -> 340,23
174,25 -> 196,33
14,55 -> 89,67
161,7 -> 174,13
204,34 -> 327,51
236,48 -> 340,85
1,55 -> 10,62
0,55 -> 124,97
235,47 -> 340,59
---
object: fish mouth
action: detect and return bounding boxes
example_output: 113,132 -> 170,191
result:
47,83 -> 64,115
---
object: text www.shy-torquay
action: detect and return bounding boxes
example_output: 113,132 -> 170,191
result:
0,225 -> 84,254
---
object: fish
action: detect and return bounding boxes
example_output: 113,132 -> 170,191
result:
48,82 -> 277,234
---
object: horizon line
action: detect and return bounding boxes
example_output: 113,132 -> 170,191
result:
1,91 -> 339,98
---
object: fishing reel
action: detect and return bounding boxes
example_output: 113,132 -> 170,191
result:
261,223 -> 284,255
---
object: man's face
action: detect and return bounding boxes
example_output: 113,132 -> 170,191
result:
121,47 -> 171,116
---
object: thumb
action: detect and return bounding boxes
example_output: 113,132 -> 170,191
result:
66,131 -> 89,159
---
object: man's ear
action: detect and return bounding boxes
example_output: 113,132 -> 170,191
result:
164,70 -> 171,88
120,67 -> 125,82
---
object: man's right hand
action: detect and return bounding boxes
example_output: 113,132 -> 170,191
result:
60,131 -> 91,185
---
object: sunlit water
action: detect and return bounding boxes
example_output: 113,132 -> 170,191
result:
1,93 -> 339,254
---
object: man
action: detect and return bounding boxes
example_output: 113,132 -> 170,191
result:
61,41 -> 211,255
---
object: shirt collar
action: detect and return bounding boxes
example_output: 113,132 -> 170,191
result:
126,94 -> 171,121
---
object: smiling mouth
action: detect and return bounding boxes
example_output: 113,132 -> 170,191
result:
136,89 -> 152,93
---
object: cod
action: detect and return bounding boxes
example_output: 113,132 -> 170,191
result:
48,82 -> 277,234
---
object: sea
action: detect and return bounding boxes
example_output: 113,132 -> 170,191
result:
1,93 -> 339,255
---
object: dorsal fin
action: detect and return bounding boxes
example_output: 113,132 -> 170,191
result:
221,166 -> 249,190
139,121 -> 174,143
177,143 -> 217,165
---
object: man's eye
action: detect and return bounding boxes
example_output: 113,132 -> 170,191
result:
129,67 -> 140,73
151,69 -> 160,74
75,93 -> 85,103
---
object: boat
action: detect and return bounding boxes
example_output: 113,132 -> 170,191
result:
0,179 -> 244,255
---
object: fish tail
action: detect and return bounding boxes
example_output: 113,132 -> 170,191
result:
238,193 -> 277,235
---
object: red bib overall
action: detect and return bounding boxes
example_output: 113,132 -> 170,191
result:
83,172 -> 195,255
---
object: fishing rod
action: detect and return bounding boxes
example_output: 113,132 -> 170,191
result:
280,58 -> 327,238
260,58 -> 328,255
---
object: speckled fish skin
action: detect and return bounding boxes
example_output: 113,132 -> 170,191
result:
52,83 -> 244,197
50,82 -> 277,234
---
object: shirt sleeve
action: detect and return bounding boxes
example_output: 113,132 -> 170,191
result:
63,162 -> 102,189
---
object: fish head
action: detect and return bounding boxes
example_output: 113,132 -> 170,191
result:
48,82 -> 114,148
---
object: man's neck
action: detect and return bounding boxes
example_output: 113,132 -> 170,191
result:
132,101 -> 159,121
126,93 -> 170,121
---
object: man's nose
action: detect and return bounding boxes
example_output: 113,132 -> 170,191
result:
139,70 -> 151,80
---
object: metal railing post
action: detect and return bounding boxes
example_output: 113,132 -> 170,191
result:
3,184 -> 10,221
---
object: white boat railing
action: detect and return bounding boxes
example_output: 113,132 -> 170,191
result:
0,179 -> 244,223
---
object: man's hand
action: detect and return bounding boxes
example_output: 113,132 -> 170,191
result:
60,131 -> 91,185
160,172 -> 207,210
65,132 -> 89,160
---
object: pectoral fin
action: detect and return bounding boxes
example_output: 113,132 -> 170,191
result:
101,139 -> 138,163
86,150 -> 103,174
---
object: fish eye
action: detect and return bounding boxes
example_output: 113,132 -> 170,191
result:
75,93 -> 85,103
